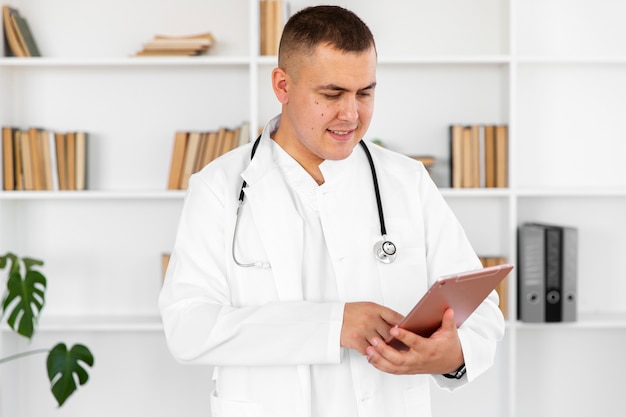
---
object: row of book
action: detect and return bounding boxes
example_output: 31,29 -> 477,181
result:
2,4 -> 40,57
167,122 -> 250,190
2,127 -> 88,191
133,32 -> 215,57
449,124 -> 508,188
517,223 -> 578,323
479,255 -> 510,319
260,0 -> 286,55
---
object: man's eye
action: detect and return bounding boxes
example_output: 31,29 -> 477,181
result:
323,94 -> 340,99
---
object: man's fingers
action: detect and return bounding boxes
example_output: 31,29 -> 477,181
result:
380,308 -> 404,327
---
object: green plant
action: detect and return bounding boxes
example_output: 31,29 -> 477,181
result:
0,252 -> 94,407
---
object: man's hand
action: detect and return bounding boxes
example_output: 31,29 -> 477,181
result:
365,308 -> 464,375
340,302 -> 404,355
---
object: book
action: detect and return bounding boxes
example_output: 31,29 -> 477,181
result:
66,132 -> 76,190
166,131 -> 187,190
201,130 -> 220,167
142,40 -> 212,51
134,32 -> 214,57
260,0 -> 283,56
47,131 -> 59,191
449,125 -> 463,188
2,126 -> 15,190
219,128 -> 237,156
18,130 -> 34,190
39,129 -> 54,190
483,125 -> 496,187
212,127 -> 227,162
237,121 -> 250,147
161,253 -> 171,282
29,127 -> 47,190
166,122 -> 251,189
134,50 -> 200,57
179,131 -> 202,190
192,133 -> 207,174
495,125 -> 508,187
460,126 -> 474,187
468,125 -> 480,187
2,128 -> 88,192
75,131 -> 88,190
10,10 -> 40,57
2,5 -> 26,57
55,132 -> 68,190
154,31 -> 214,42
12,130 -> 23,190
449,123 -> 508,189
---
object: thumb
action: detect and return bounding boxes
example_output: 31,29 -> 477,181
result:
442,308 -> 457,330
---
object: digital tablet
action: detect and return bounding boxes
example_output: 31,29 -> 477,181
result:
385,263 -> 513,350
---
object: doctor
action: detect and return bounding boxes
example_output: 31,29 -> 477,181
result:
159,5 -> 505,417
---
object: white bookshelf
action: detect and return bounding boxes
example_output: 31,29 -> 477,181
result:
1,0 -> 625,416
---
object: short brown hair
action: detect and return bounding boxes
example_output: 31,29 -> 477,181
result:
278,5 -> 376,70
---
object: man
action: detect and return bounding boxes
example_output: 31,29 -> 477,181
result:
159,5 -> 504,417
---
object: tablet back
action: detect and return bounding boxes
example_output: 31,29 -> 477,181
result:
387,263 -> 513,350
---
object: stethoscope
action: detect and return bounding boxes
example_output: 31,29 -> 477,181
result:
232,136 -> 397,268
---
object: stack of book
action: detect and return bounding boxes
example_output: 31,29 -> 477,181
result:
134,32 -> 214,57
449,124 -> 508,188
2,127 -> 88,191
260,0 -> 285,55
517,223 -> 578,323
2,5 -> 41,57
167,122 -> 250,190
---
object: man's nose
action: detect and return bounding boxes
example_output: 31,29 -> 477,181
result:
338,95 -> 358,121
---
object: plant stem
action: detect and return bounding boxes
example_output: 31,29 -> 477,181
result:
0,348 -> 49,365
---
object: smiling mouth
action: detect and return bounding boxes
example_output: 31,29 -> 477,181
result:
328,129 -> 355,136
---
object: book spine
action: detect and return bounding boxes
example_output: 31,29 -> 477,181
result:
449,125 -> 462,188
2,126 -> 15,190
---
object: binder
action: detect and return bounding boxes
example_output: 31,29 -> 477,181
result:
518,224 -> 546,322
561,226 -> 578,322
517,223 -> 578,323
544,226 -> 562,322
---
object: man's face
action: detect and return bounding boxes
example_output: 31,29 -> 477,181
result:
273,43 -> 377,172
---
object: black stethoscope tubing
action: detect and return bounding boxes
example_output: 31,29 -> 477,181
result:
234,135 -> 396,267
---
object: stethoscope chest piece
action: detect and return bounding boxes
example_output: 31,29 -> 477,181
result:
374,238 -> 396,264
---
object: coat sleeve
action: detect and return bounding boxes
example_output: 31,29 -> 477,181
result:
415,164 -> 506,389
159,168 -> 344,367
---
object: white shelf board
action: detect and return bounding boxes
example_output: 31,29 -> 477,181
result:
0,190 -> 186,200
1,315 -> 163,333
513,312 -> 626,330
0,56 -> 251,68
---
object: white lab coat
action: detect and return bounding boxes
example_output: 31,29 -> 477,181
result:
159,116 -> 505,417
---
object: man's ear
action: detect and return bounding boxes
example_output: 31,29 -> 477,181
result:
272,67 -> 289,104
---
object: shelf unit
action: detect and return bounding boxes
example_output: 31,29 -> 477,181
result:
1,0 -> 625,416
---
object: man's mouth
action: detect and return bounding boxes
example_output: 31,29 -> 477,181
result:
328,128 -> 356,137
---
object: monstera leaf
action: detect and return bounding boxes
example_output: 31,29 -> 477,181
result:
0,254 -> 46,339
1,253 -> 95,408
47,343 -> 95,407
